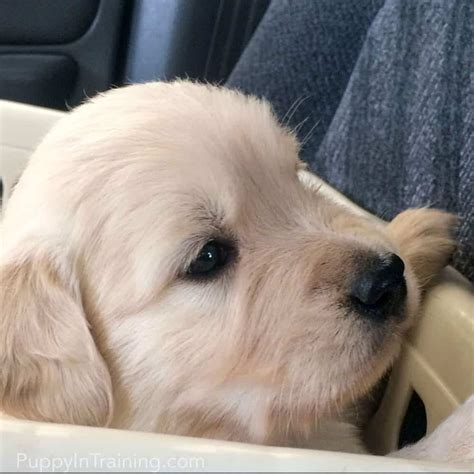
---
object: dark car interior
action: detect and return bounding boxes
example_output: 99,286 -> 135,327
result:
0,0 -> 269,110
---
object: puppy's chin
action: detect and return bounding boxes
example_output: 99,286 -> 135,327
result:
283,296 -> 418,418
326,306 -> 418,410
338,334 -> 402,407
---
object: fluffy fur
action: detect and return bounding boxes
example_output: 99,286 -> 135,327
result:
0,81 -> 469,461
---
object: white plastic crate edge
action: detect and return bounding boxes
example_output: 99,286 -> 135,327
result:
1,417 -> 466,473
0,99 -> 470,472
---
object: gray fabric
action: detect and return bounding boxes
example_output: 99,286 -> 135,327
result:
227,0 -> 473,281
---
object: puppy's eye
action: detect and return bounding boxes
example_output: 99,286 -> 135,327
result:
187,240 -> 230,276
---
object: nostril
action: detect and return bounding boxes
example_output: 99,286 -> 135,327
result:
350,253 -> 406,318
383,253 -> 405,283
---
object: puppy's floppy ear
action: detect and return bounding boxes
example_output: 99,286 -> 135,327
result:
387,208 -> 458,287
0,248 -> 113,426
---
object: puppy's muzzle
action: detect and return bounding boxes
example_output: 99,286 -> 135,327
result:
350,253 -> 407,322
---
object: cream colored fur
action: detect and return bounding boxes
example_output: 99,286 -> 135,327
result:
0,81 -> 470,462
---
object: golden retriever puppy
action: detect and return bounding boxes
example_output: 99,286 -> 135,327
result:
0,81 -> 471,461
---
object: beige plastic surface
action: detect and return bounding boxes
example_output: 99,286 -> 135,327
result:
0,99 -> 473,471
0,99 -> 63,214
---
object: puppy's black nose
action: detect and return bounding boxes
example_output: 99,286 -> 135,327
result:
351,253 -> 406,321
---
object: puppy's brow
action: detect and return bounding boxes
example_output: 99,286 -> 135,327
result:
190,204 -> 224,229
180,203 -> 237,252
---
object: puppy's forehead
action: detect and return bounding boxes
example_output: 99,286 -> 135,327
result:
155,91 -> 300,214
32,82 -> 303,246
77,81 -> 299,167
71,82 -> 300,218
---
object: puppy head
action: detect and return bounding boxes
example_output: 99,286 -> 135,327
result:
0,82 -> 456,438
